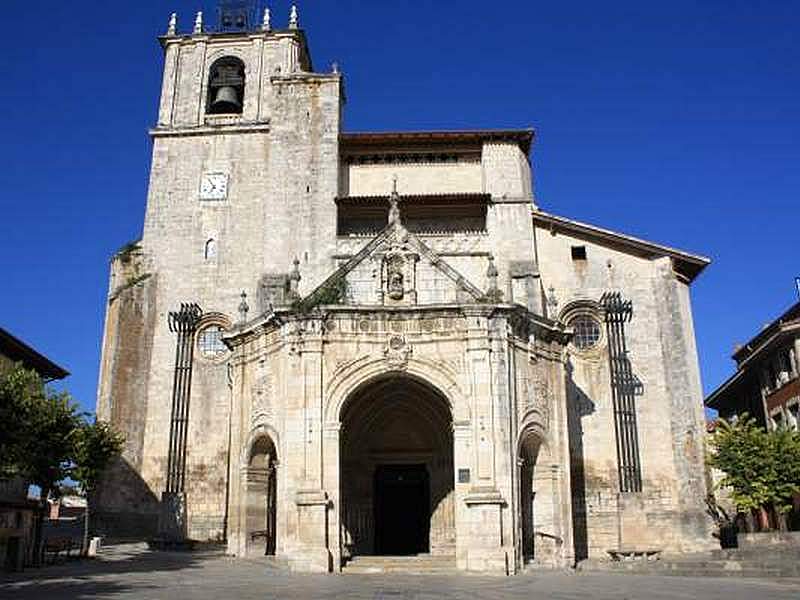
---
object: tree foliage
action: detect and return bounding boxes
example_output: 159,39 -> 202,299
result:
708,415 -> 800,515
72,420 -> 125,495
0,363 -> 80,491
0,363 -> 125,561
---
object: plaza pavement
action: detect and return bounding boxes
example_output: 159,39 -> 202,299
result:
1,544 -> 798,600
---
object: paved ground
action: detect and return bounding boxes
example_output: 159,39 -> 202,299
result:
1,544 -> 798,600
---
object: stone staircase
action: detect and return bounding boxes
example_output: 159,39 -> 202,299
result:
343,555 -> 457,575
577,546 -> 800,579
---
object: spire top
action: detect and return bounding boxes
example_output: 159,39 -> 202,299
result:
388,176 -> 401,225
486,255 -> 498,278
167,13 -> 177,36
193,11 -> 204,34
289,4 -> 299,29
238,291 -> 249,323
290,257 -> 301,281
262,6 -> 271,31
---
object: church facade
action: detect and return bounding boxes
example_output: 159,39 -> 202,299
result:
95,8 -> 714,574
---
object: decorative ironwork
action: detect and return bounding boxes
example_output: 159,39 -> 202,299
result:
166,303 -> 203,494
600,292 -> 642,493
216,0 -> 259,32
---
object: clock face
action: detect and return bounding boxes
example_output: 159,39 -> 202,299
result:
199,172 -> 229,200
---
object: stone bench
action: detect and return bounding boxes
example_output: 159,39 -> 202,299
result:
607,548 -> 662,562
44,536 -> 78,563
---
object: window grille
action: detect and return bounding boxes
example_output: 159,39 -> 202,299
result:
571,316 -> 601,350
601,292 -> 642,493
198,325 -> 227,358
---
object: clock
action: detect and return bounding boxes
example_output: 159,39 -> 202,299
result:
199,172 -> 229,200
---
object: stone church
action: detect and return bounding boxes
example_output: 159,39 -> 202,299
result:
95,6 -> 714,574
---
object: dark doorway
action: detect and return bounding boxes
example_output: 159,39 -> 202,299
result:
374,464 -> 430,555
265,467 -> 277,556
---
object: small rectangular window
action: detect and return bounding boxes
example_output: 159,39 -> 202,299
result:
571,246 -> 587,261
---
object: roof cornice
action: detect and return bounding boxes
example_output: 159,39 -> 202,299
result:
531,209 -> 711,283
340,130 -> 535,156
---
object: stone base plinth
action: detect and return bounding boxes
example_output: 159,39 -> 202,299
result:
287,548 -> 333,573
157,491 -> 187,542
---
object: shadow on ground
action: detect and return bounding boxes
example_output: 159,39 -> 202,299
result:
0,544 -> 213,599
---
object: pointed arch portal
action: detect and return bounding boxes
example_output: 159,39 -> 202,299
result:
339,374 -> 455,559
245,434 -> 278,556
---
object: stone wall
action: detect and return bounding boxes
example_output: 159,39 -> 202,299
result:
343,160 -> 482,197
535,225 -> 713,557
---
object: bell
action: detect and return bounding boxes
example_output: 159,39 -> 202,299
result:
211,86 -> 241,114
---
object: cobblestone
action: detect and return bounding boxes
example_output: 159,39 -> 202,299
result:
1,544 -> 798,600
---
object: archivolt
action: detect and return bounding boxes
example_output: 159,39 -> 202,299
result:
324,355 -> 470,425
240,423 -> 280,469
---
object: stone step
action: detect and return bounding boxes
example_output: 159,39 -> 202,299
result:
593,568 -> 789,579
710,548 -> 800,560
578,556 -> 800,579
344,555 -> 457,575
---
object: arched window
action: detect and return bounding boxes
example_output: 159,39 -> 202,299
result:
559,299 -> 604,353
571,315 -> 601,350
197,325 -> 227,359
204,238 -> 217,260
207,57 -> 245,115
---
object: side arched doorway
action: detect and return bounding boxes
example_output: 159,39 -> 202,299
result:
245,435 -> 278,556
518,431 -> 558,565
339,375 -> 454,560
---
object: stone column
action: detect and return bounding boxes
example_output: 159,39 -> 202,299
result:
226,339 -> 248,557
550,352 -> 575,567
287,319 -> 332,572
460,307 -> 508,573
323,422 -> 342,570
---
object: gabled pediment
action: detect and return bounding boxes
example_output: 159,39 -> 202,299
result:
301,219 -> 491,309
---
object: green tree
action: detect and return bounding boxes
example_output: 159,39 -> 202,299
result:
0,363 -> 124,563
72,420 -> 125,554
0,364 -> 82,562
708,415 -> 800,530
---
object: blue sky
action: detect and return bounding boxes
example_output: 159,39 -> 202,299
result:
0,1 -> 797,414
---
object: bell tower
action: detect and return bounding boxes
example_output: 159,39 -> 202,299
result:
142,3 -> 344,299
154,4 -> 316,129
96,4 -> 343,543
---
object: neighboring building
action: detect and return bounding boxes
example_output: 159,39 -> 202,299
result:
48,495 -> 87,522
0,327 -> 69,381
95,6 -> 714,573
706,301 -> 800,431
0,327 -> 69,571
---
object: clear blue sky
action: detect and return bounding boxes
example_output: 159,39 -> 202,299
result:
1,1 -> 797,415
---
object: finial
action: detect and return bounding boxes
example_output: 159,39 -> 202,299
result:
289,4 -> 299,29
288,258 -> 301,300
485,256 -> 500,301
193,11 -> 203,34
331,61 -> 339,74
167,13 -> 177,36
262,7 -> 271,31
238,291 -> 249,323
486,256 -> 498,279
388,177 -> 401,225
547,286 -> 559,312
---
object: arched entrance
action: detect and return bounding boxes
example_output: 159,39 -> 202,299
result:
245,435 -> 278,556
518,431 -> 559,565
339,374 -> 454,560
